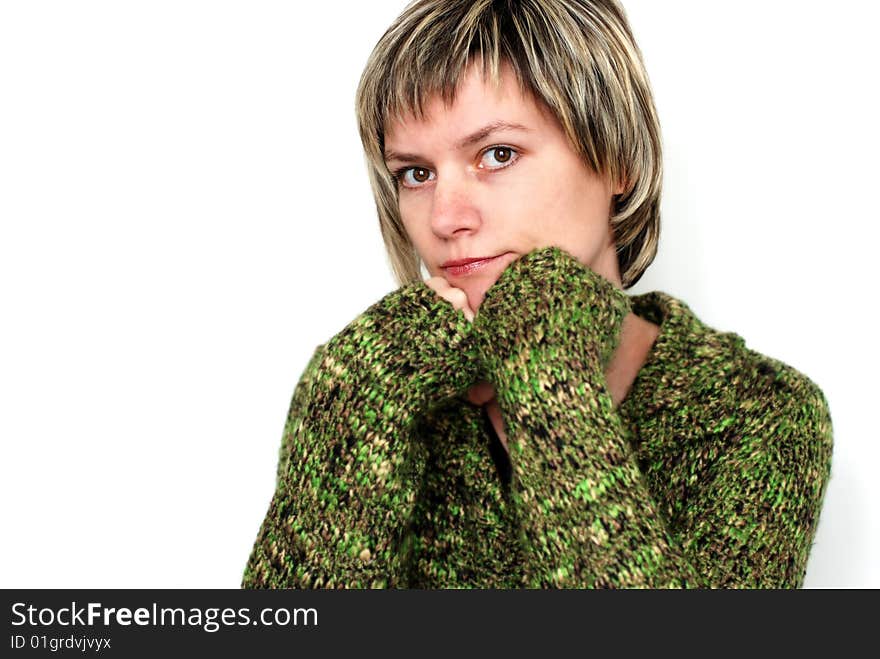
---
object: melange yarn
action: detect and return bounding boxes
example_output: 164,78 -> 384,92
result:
241,247 -> 833,588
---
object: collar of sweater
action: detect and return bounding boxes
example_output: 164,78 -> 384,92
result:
620,289 -> 747,423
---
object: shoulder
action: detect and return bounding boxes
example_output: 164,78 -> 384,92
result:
631,290 -> 832,446
727,341 -> 833,450
285,343 -> 328,417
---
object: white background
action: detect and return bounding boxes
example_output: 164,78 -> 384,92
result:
1,1 -> 877,588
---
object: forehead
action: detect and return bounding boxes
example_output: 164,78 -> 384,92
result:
383,63 -> 551,149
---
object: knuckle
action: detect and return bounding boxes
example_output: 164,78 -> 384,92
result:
447,288 -> 467,305
425,278 -> 470,312
425,276 -> 448,292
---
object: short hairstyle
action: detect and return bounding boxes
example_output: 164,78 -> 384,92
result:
355,0 -> 662,289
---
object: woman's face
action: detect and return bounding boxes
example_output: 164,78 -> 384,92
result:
383,61 -> 624,312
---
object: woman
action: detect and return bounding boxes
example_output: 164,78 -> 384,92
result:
241,0 -> 833,588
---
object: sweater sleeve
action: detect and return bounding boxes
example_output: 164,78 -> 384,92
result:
241,282 -> 478,589
473,246 -> 832,588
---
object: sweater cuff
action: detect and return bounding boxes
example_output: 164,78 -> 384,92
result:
474,246 -> 632,373
324,280 -> 480,416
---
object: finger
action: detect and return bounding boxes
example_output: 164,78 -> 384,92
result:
466,381 -> 496,406
425,277 -> 473,320
444,287 -> 469,311
444,288 -> 474,322
424,276 -> 449,294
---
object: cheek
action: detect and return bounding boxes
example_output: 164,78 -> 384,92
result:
538,164 -> 610,235
398,196 -> 431,243
501,166 -> 585,239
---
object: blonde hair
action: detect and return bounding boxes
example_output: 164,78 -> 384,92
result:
355,0 -> 662,289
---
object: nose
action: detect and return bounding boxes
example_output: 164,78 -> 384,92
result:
429,173 -> 481,240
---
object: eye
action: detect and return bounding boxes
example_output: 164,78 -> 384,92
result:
393,166 -> 436,189
478,146 -> 519,170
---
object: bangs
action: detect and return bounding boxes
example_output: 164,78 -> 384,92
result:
359,2 -> 515,159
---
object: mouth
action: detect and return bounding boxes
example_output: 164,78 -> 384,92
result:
441,253 -> 511,278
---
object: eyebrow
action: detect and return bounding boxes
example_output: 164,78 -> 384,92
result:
383,120 -> 530,164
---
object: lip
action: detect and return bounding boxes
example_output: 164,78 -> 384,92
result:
441,254 -> 508,277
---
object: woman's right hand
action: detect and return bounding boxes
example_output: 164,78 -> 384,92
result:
424,276 -> 476,322
425,276 -> 500,409
244,276 -> 485,588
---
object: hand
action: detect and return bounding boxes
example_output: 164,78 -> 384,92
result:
424,276 -> 475,322
424,276 -> 496,406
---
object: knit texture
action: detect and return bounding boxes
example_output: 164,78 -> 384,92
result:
241,247 -> 833,588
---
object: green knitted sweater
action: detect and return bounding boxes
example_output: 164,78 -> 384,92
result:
241,247 -> 833,588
